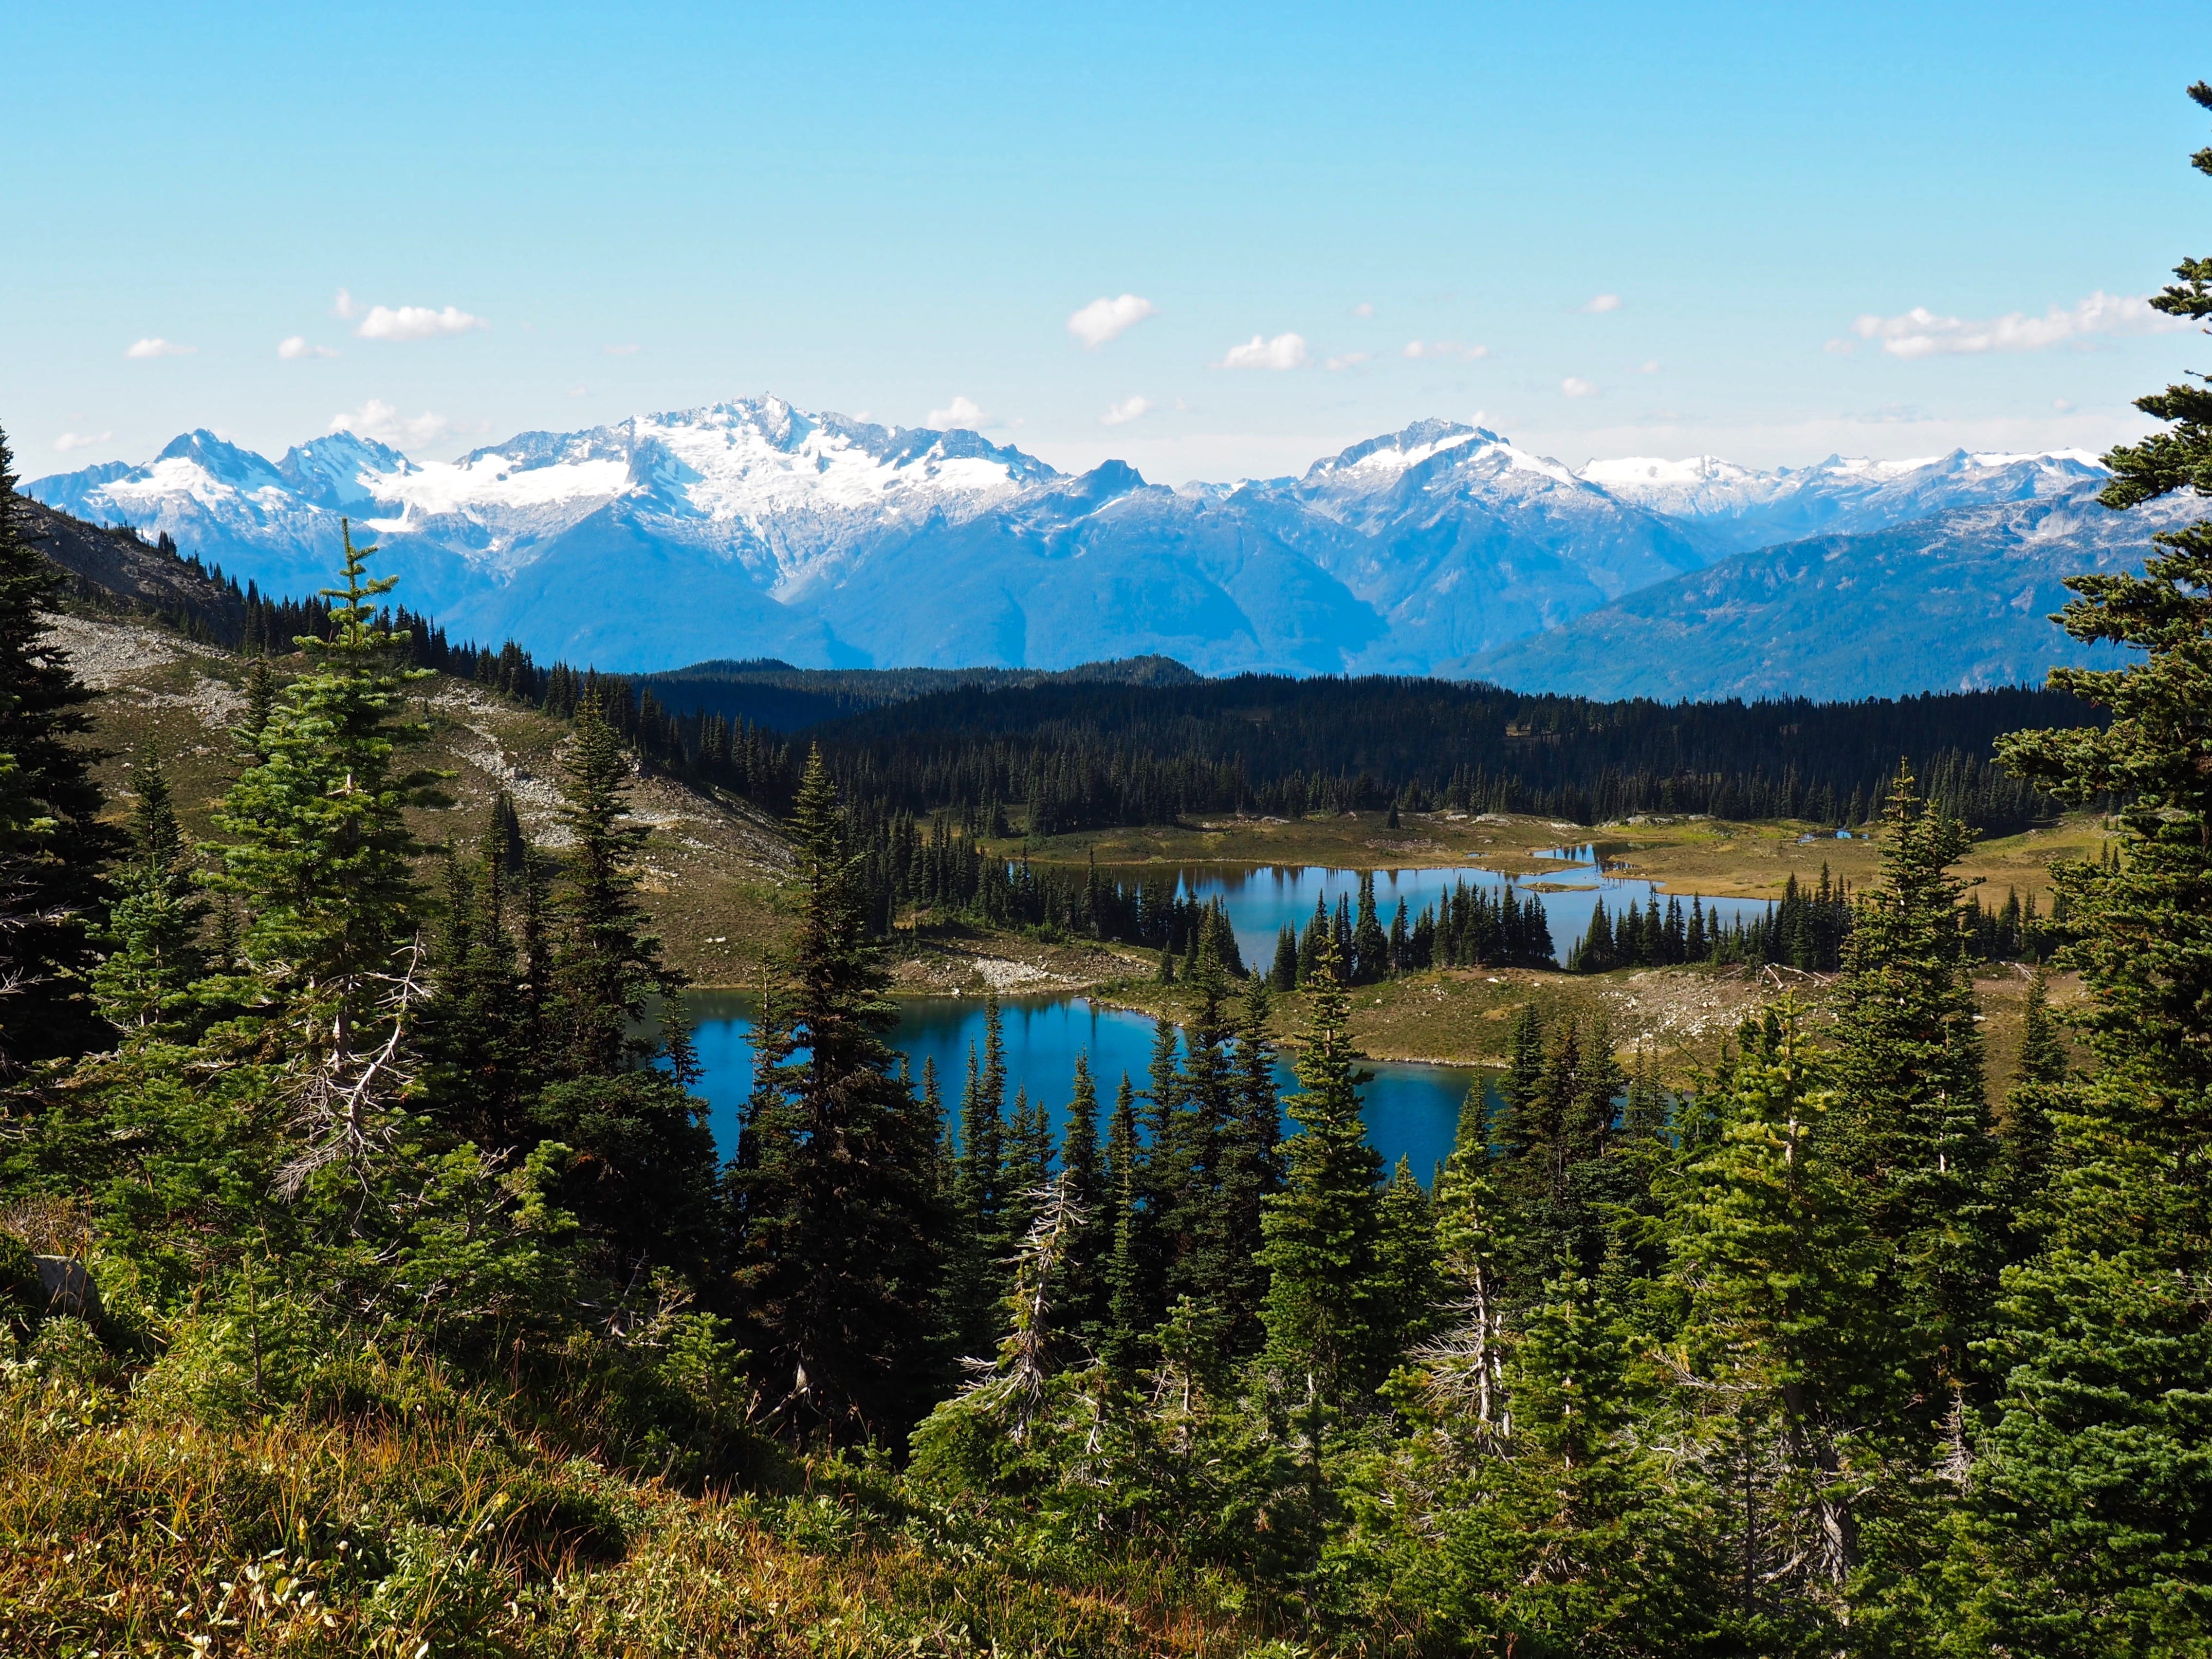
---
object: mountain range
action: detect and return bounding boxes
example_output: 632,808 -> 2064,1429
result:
29,399 -> 2159,694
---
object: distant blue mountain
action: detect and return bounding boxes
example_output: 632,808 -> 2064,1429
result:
29,399 -> 2136,691
1456,490 -> 2197,700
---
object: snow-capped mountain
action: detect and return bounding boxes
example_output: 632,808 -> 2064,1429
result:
28,401 -> 2127,687
1264,422 -> 1711,665
1580,447 -> 2109,553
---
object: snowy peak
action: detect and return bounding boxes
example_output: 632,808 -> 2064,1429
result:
20,406 -> 2129,682
151,429 -> 290,493
1294,423 -> 1592,532
278,432 -> 413,509
1580,443 -> 2111,550
1305,419 -> 1493,480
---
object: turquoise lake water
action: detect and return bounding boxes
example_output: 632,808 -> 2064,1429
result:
1135,845 -> 1775,968
689,855 -> 1777,1180
687,989 -> 1493,1182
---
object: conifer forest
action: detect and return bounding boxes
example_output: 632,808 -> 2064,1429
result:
3,76 -> 2212,1659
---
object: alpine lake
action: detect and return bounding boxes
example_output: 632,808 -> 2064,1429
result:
685,848 -> 1778,1180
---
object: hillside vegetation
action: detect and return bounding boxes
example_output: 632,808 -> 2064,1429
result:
5,91 -> 2211,1658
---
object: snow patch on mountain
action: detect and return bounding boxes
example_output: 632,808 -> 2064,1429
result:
22,403 -> 2128,682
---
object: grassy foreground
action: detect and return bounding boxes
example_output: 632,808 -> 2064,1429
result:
0,1349 -> 1264,1658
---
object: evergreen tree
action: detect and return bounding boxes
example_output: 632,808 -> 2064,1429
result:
0,422 -> 112,1066
1950,87 -> 2212,1652
1297,894 -> 1329,984
1826,762 -> 1995,1403
236,656 -> 278,767
1374,1156 -> 1440,1354
419,800 -> 539,1149
1056,1055 -> 1111,1346
1257,934 -> 1384,1402
531,693 -> 713,1275
1270,922 -> 1299,991
1660,1004 -> 1886,1642
1101,1070 -> 1149,1372
89,753 -> 205,1042
210,521 -> 437,1192
732,749 -> 943,1439
942,1000 -> 1011,1361
550,692 -> 672,1076
1351,872 -> 1388,985
1163,941 -> 1238,1329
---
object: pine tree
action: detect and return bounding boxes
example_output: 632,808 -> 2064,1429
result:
942,999 -> 1011,1362
89,753 -> 205,1042
1056,1055 -> 1111,1346
1271,922 -> 1299,991
1163,942 -> 1237,1323
236,656 -> 278,767
419,801 -> 536,1148
1101,1070 -> 1149,1372
550,692 -> 672,1077
1351,871 -> 1388,984
1374,1156 -> 1440,1355
1660,1003 -> 1886,1638
732,748 -> 943,1439
210,521 -> 437,1192
1950,86 -> 2212,1653
1257,934 -> 1384,1402
530,692 -> 713,1275
1826,762 -> 1995,1399
0,421 -> 113,1066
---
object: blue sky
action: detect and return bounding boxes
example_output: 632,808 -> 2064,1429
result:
8,1 -> 2210,481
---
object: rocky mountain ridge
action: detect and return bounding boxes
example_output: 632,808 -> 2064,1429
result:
30,401 -> 2126,684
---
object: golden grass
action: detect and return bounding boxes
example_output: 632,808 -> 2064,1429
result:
0,1365 -> 1268,1658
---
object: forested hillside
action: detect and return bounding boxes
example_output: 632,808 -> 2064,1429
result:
3,80 -> 2209,1659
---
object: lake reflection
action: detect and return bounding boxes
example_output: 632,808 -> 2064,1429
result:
686,990 -> 1492,1183
1115,848 -> 1773,969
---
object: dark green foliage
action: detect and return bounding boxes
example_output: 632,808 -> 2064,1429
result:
208,520 -> 442,1196
553,694 -> 674,1077
1946,84 -> 2212,1656
1257,935 -> 1385,1402
89,754 -> 204,1043
0,423 -> 114,1065
730,750 -> 943,1440
1825,765 -> 1997,1402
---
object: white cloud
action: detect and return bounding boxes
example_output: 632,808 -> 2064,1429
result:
278,335 -> 338,359
1851,290 -> 2190,359
125,337 -> 194,358
1067,294 -> 1157,348
1101,395 -> 1153,426
1824,338 -> 1857,356
928,395 -> 986,429
603,343 -> 641,356
332,288 -> 360,320
354,303 -> 488,342
54,431 -> 112,452
1215,332 -> 1309,370
1581,294 -> 1623,313
1351,301 -> 1376,318
1401,339 -> 1489,362
330,399 -> 450,451
1324,351 -> 1373,371
2053,397 -> 2075,412
1561,376 -> 1600,398
1639,359 -> 1659,374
